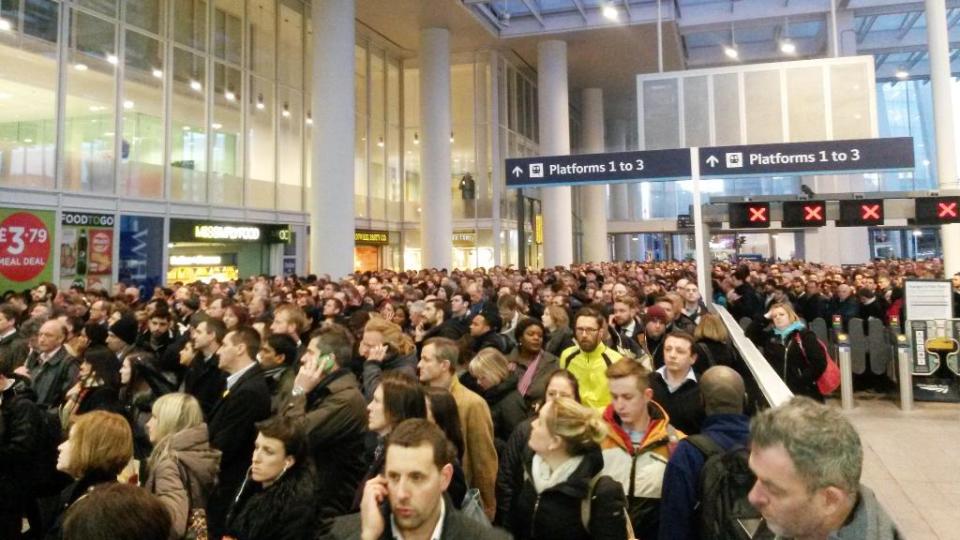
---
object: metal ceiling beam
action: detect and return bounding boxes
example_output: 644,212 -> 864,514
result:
685,35 -> 824,66
519,0 -> 546,26
678,0 -> 831,32
897,12 -> 921,40
857,26 -> 960,54
491,1 -> 675,38
852,0 -> 960,18
875,54 -> 960,80
570,0 -> 587,22
856,15 -> 876,44
949,8 -> 960,28
874,53 -> 889,70
622,0 -> 632,21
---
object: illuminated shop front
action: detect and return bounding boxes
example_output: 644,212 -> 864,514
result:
167,219 -> 291,282
354,229 -> 390,272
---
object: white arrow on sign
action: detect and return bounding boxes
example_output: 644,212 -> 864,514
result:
512,166 -> 523,177
705,155 -> 719,167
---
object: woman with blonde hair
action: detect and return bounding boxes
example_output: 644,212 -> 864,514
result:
542,304 -> 574,357
358,316 -> 418,400
469,348 -> 528,446
692,313 -> 740,376
747,301 -> 827,401
49,410 -> 133,539
509,397 -> 627,540
143,393 -> 221,540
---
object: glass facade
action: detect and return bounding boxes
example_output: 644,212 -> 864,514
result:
4,2 -> 957,271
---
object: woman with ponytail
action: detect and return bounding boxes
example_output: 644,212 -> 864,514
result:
508,396 -> 628,540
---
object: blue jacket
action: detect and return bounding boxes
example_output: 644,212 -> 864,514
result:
657,413 -> 751,540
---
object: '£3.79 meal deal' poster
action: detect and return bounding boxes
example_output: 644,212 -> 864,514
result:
0,207 -> 56,292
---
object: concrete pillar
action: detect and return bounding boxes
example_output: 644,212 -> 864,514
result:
419,28 -> 453,269
926,0 -> 960,277
580,88 -> 607,263
609,120 -> 630,261
310,0 -> 355,279
538,41 -> 573,267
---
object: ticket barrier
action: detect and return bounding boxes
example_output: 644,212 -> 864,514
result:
906,319 -> 960,403
836,333 -> 854,410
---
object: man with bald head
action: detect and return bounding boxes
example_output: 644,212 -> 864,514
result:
15,319 -> 78,410
658,366 -> 751,540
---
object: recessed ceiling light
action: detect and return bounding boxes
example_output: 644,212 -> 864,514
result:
23,138 -> 32,143
212,122 -> 222,130
106,54 -> 118,65
779,40 -> 796,54
74,63 -> 88,71
895,69 -> 909,80
0,19 -> 12,31
123,100 -> 134,110
225,90 -> 236,101
152,68 -> 163,78
724,46 -> 739,59
602,4 -> 619,21
189,80 -> 202,91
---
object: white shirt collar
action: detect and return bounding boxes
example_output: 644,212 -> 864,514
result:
41,346 -> 63,363
0,328 -> 15,340
656,365 -> 697,393
390,496 -> 445,540
226,361 -> 257,390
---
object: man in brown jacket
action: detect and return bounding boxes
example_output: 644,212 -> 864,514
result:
419,337 -> 497,521
282,324 -> 368,519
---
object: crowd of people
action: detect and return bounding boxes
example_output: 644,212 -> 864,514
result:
0,258 -> 932,539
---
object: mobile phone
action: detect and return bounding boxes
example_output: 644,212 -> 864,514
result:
316,353 -> 335,372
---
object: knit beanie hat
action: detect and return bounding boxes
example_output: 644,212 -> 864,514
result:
109,315 -> 139,345
643,305 -> 669,325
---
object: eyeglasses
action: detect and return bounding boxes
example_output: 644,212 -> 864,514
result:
575,327 -> 600,335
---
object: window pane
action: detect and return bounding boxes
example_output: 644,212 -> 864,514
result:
174,0 -> 207,52
211,62 -> 242,205
63,10 -> 116,193
369,49 -> 385,220
0,15 -> 58,189
120,31 -> 164,198
126,0 -> 163,35
277,87 -> 301,211
277,0 -> 302,88
79,0 -> 117,18
248,0 -> 274,77
214,0 -> 242,64
170,47 -> 207,202
23,0 -> 58,43
247,75 -> 274,208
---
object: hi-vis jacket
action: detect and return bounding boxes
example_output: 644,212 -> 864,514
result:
558,342 -> 624,410
600,400 -> 684,540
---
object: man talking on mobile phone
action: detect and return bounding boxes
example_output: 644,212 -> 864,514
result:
324,419 -> 509,540
282,323 -> 368,521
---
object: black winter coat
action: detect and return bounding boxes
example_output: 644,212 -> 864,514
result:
224,466 -> 317,540
748,323 -> 827,402
0,380 -> 51,535
649,372 -> 705,435
508,448 -> 628,540
45,470 -> 116,540
496,418 -> 533,525
484,375 -> 529,447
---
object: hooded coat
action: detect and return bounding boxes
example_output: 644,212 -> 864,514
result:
144,423 -> 222,540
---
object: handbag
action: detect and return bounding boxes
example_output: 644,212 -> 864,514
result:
461,487 -> 491,527
793,333 -> 841,395
176,457 -> 209,540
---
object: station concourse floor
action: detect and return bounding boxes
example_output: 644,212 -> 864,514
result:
834,395 -> 960,539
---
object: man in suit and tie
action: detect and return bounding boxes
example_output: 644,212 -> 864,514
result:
206,325 -> 271,538
0,304 -> 27,373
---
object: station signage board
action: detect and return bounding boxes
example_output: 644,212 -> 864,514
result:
914,196 -> 960,225
838,199 -> 884,227
699,137 -> 915,178
506,148 -> 692,188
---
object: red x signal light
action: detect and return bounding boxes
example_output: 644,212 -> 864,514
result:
839,199 -> 884,227
914,197 -> 960,224
860,204 -> 881,220
730,202 -> 771,229
938,201 -> 958,219
783,201 -> 826,228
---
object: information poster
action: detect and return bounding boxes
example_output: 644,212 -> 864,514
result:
0,207 -> 56,292
119,215 -> 164,298
59,212 -> 114,291
905,280 -> 954,321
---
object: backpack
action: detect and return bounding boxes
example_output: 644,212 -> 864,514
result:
686,434 -> 764,540
793,333 -> 841,395
580,472 -> 635,539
